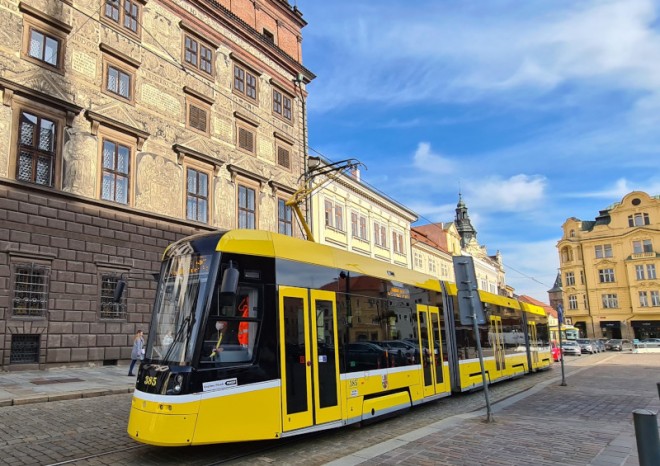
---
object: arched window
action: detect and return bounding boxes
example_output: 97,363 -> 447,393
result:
569,229 -> 575,238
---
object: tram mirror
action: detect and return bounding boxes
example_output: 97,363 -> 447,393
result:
113,279 -> 127,303
220,261 -> 239,295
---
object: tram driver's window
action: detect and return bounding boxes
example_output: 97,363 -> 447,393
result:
202,286 -> 260,366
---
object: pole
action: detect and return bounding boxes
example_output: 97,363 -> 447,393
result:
472,308 -> 493,422
633,409 -> 660,466
558,304 -> 567,386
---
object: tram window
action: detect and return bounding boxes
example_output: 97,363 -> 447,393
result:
201,285 -> 261,365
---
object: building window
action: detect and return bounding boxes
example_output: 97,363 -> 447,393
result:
12,263 -> 49,317
602,294 -> 618,309
428,258 -> 437,274
186,97 -> 210,135
186,168 -> 209,223
628,213 -> 650,227
565,272 -> 575,286
238,184 -> 256,229
568,294 -> 578,310
374,222 -> 387,248
648,264 -> 656,279
594,244 -> 613,259
324,200 -> 333,228
276,144 -> 291,169
10,334 -> 40,364
392,231 -> 405,255
273,88 -> 293,122
16,111 -> 57,187
278,198 -> 293,236
237,124 -> 256,154
413,251 -> 423,269
580,270 -> 585,284
633,240 -> 653,254
334,204 -> 344,231
651,291 -> 660,306
561,247 -> 573,263
101,138 -> 131,204
233,64 -> 257,101
100,274 -> 127,319
103,61 -> 134,103
599,268 -> 615,283
263,28 -> 274,44
636,265 -> 645,280
639,291 -> 649,307
350,211 -> 368,240
26,27 -> 61,68
103,0 -> 141,35
184,34 -> 213,76
441,262 -> 449,278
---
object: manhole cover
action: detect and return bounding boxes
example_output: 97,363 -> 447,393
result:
30,378 -> 84,385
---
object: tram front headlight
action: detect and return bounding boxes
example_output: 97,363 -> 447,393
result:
173,374 -> 184,394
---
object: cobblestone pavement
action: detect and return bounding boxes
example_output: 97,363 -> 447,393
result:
0,352 -> 657,465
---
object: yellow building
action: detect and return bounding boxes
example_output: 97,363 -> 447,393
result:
557,191 -> 660,340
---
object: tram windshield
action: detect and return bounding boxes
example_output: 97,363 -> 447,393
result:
146,241 -> 215,365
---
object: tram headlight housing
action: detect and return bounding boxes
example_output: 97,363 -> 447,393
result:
166,373 -> 187,395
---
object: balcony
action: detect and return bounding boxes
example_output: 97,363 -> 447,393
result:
630,252 -> 656,259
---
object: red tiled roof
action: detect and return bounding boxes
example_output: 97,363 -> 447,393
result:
518,295 -> 557,318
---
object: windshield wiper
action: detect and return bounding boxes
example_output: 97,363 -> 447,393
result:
160,313 -> 196,363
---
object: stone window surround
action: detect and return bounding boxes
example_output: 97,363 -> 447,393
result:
270,78 -> 294,125
100,0 -> 148,40
8,250 -> 55,321
100,43 -> 140,105
234,111 -> 259,155
274,131 -> 294,171
20,3 -> 72,73
1,78 -> 83,191
231,53 -> 262,103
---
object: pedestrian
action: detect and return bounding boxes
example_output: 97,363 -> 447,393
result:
129,329 -> 144,376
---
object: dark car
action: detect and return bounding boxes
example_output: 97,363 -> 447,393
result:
345,342 -> 389,370
606,339 -> 632,351
372,340 -> 418,365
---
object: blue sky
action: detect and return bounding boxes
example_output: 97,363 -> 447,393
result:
295,0 -> 660,303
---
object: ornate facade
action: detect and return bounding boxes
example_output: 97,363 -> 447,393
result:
0,0 -> 313,368
557,191 -> 660,339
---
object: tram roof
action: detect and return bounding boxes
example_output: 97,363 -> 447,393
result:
216,229 -> 442,291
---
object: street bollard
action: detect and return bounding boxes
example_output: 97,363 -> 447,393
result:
633,409 -> 660,466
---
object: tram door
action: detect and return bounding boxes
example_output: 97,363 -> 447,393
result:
528,322 -> 539,366
489,316 -> 506,378
278,287 -> 341,432
416,304 -> 450,397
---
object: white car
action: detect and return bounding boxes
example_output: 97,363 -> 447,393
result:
561,340 -> 582,356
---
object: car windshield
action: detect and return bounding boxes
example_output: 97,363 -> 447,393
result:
577,339 -> 590,344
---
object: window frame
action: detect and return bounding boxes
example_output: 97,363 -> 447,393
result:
568,294 -> 578,310
20,3 -> 71,73
236,122 -> 256,155
598,268 -> 615,283
275,142 -> 292,170
102,54 -> 136,104
101,0 -> 143,39
97,127 -> 137,206
99,272 -> 128,320
601,293 -> 619,309
185,165 -> 211,224
237,181 -> 258,229
10,262 -> 50,318
233,63 -> 258,102
639,291 -> 649,307
277,197 -> 293,236
392,230 -> 405,255
272,86 -> 293,123
374,221 -> 388,248
651,290 -> 660,307
565,271 -> 575,286
182,33 -> 215,77
647,264 -> 656,280
636,265 -> 645,280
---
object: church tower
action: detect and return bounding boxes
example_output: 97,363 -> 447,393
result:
455,193 -> 477,248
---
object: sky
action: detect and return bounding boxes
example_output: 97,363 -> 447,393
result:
294,0 -> 660,304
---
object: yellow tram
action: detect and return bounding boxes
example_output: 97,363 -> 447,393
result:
126,230 -> 551,446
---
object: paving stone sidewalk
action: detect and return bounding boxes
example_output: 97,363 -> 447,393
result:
328,353 -> 660,466
0,365 -> 135,407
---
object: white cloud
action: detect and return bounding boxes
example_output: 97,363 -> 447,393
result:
412,142 -> 456,175
465,174 -> 547,212
567,178 -> 660,199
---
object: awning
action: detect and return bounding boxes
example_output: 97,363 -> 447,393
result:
600,321 -> 621,328
631,320 -> 660,328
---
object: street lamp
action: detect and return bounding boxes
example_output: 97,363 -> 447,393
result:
557,303 -> 567,386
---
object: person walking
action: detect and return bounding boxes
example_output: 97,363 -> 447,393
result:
129,329 -> 144,376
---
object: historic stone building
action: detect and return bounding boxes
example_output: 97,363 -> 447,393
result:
557,191 -> 660,340
0,0 -> 313,369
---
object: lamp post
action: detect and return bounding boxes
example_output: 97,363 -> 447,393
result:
557,303 -> 567,386
293,73 -> 311,230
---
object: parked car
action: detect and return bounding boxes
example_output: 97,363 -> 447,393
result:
606,339 -> 632,351
551,342 -> 562,362
560,340 -> 582,356
371,340 -> 417,365
640,338 -> 660,343
594,339 -> 606,353
576,339 -> 596,354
